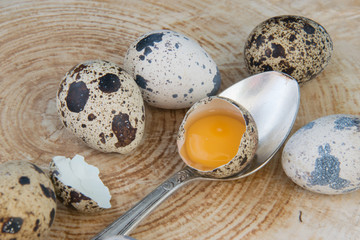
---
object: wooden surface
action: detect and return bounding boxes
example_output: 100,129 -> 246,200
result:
1,0 -> 359,239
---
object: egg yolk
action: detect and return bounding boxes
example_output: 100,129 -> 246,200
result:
183,113 -> 246,171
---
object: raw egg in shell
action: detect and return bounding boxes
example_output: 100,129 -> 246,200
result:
177,96 -> 258,178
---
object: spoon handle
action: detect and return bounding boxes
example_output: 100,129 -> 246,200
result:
92,166 -> 200,239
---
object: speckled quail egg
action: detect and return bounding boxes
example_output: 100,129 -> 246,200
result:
0,160 -> 56,239
57,60 -> 145,154
282,114 -> 360,194
49,155 -> 111,213
244,15 -> 333,84
177,96 -> 258,178
123,29 -> 221,109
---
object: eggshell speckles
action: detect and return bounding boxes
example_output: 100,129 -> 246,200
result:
123,30 -> 221,109
282,114 -> 360,194
0,161 -> 56,239
57,60 -> 145,154
177,96 -> 258,178
244,15 -> 333,84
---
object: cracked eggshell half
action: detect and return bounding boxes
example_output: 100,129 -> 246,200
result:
123,29 -> 221,109
57,60 -> 145,154
282,114 -> 360,194
0,160 -> 56,239
177,96 -> 258,178
49,155 -> 111,213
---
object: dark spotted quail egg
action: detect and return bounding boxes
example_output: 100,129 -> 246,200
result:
0,160 -> 56,239
49,155 -> 111,213
57,60 -> 145,154
282,114 -> 360,194
123,29 -> 221,109
244,15 -> 333,84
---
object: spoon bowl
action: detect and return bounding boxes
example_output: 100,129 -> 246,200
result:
92,71 -> 300,239
220,71 -> 300,178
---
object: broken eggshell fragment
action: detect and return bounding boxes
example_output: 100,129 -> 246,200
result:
49,155 -> 111,213
57,60 -> 145,154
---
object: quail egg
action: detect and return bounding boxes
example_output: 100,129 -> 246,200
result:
49,155 -> 111,213
123,29 -> 221,109
0,160 -> 56,239
57,60 -> 145,154
244,15 -> 333,84
282,114 -> 360,194
177,96 -> 258,178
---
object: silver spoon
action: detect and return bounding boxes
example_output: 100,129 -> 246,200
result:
92,71 -> 300,239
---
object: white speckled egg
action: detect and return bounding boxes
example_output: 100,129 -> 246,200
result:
123,30 -> 221,109
57,60 -> 145,154
282,114 -> 360,194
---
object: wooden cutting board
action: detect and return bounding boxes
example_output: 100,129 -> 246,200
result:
1,0 -> 359,239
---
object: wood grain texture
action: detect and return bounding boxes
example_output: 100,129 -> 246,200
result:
0,0 -> 359,239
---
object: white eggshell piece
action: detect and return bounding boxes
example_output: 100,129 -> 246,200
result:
282,114 -> 360,194
52,155 -> 111,209
123,29 -> 221,109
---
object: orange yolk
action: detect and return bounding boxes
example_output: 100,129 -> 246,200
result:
183,113 -> 246,171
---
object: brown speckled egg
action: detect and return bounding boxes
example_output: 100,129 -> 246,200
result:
0,161 -> 56,239
57,60 -> 145,154
244,15 -> 333,84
